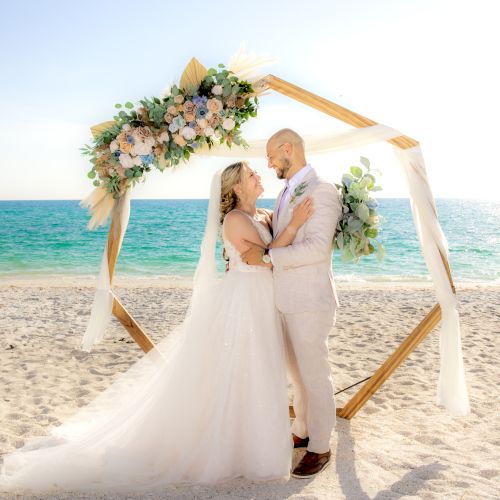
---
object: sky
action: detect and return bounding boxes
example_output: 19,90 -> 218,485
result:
0,0 -> 499,200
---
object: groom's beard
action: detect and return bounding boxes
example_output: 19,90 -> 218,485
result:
276,158 -> 291,179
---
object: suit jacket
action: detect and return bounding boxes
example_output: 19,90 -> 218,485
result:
271,168 -> 342,314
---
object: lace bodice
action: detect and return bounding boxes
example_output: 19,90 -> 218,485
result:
223,210 -> 272,273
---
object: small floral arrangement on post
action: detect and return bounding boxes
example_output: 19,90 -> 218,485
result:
81,60 -> 258,202
334,156 -> 385,262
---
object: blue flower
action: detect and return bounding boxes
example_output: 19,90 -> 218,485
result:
196,106 -> 208,119
192,95 -> 207,107
367,199 -> 378,209
140,154 -> 154,165
126,135 -> 134,144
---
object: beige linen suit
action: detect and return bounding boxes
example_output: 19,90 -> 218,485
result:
271,168 -> 342,453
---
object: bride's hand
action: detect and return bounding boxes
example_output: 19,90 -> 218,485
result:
289,197 -> 314,232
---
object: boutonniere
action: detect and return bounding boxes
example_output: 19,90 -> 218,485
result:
289,181 -> 308,205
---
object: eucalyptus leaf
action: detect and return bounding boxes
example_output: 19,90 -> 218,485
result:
356,203 -> 370,222
350,166 -> 363,178
360,156 -> 370,168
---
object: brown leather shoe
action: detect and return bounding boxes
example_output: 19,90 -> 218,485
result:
291,450 -> 331,478
292,434 -> 309,449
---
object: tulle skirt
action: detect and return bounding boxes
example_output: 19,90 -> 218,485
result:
0,269 -> 292,494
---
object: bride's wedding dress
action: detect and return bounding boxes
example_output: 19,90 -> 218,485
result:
0,213 -> 292,494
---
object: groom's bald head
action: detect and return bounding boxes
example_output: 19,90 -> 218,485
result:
268,128 -> 304,150
267,128 -> 307,180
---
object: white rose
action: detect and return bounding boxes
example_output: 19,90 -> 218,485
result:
222,118 -> 235,131
122,124 -> 131,132
158,131 -> 169,143
133,141 -> 152,155
118,153 -> 134,169
204,126 -> 214,137
144,136 -> 155,148
212,85 -> 223,95
110,140 -> 119,153
181,126 -> 197,141
133,156 -> 142,166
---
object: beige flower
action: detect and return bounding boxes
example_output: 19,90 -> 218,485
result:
209,113 -> 220,128
118,153 -> 134,169
204,126 -> 214,137
226,95 -> 237,108
167,105 -> 178,116
173,134 -> 186,147
136,126 -> 152,139
197,118 -> 208,128
133,141 -> 152,155
236,97 -> 246,108
222,118 -> 235,131
206,98 -> 223,113
176,103 -> 184,112
164,113 -> 173,124
195,125 -> 203,136
119,140 -> 132,154
183,101 -> 196,114
158,131 -> 169,143
110,140 -> 119,153
184,112 -> 196,123
212,85 -> 223,95
174,94 -> 185,104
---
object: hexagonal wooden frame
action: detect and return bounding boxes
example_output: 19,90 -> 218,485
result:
104,74 -> 456,420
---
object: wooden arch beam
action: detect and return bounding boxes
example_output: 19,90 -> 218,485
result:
105,73 -> 456,419
251,74 -> 456,419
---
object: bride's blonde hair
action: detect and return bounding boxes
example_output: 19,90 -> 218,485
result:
219,161 -> 246,225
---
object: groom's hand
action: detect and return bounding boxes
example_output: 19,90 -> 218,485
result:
241,241 -> 265,266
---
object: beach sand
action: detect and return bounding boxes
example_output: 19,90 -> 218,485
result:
0,278 -> 498,499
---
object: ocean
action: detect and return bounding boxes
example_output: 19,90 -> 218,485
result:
0,199 -> 498,283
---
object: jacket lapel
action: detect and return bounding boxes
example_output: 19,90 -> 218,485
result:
272,186 -> 286,235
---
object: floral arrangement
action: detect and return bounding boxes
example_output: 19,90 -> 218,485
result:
81,60 -> 258,202
334,157 -> 385,262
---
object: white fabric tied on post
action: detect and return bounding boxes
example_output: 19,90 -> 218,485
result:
81,190 -> 131,353
81,122 -> 469,416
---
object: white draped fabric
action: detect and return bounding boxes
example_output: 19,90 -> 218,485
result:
82,123 -> 469,416
81,190 -> 131,352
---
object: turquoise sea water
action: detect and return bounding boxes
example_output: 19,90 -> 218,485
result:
0,199 -> 498,283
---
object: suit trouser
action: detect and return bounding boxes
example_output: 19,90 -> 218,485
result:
281,309 -> 336,454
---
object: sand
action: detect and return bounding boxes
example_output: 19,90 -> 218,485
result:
0,278 -> 498,499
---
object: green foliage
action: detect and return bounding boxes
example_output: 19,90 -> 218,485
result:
83,62 -> 259,200
334,157 -> 385,263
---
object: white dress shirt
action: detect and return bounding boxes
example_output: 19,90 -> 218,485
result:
276,163 -> 313,220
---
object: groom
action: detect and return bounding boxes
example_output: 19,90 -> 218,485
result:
242,128 -> 342,478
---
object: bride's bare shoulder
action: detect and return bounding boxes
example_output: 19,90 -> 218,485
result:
223,210 -> 253,232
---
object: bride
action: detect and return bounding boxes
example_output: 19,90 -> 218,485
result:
0,161 -> 313,494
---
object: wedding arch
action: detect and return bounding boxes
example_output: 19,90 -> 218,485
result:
81,56 -> 469,419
